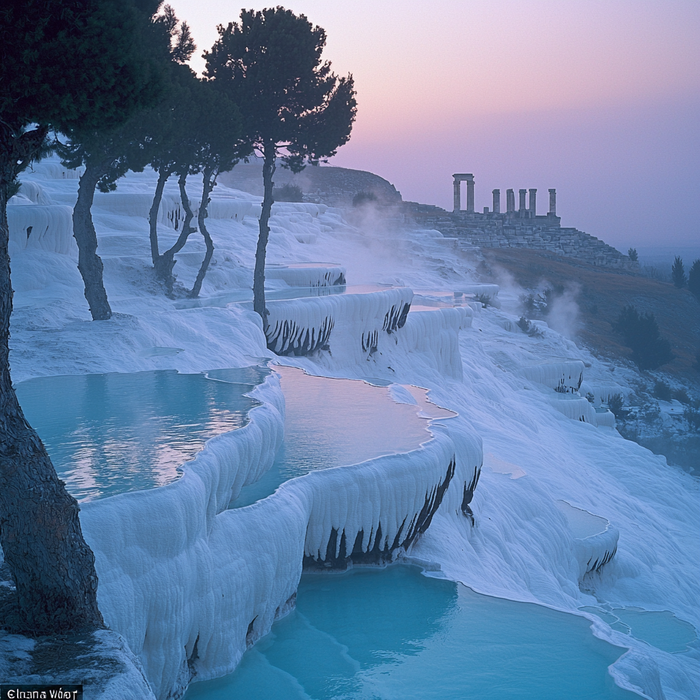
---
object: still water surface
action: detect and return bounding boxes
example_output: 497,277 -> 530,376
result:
16,368 -> 265,501
186,565 -> 639,700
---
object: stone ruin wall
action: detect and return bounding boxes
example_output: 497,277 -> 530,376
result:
403,174 -> 638,272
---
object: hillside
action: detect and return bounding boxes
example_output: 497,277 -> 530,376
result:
480,248 -> 700,381
218,161 -> 402,207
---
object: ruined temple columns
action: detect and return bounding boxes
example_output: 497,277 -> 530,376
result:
492,189 -> 500,214
529,188 -> 537,217
506,189 -> 515,213
518,189 -> 527,213
465,174 -> 475,213
452,173 -> 475,212
549,188 -> 557,216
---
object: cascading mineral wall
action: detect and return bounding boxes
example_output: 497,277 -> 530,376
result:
78,368 -> 482,700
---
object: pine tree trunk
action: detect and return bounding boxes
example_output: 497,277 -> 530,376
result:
190,167 -> 216,299
154,172 -> 196,295
0,145 -> 104,634
73,161 -> 111,320
149,168 -> 170,266
253,144 -> 276,330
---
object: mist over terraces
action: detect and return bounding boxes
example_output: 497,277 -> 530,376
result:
225,162 -> 639,271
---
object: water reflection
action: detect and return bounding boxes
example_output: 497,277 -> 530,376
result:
16,370 -> 263,501
232,367 -> 440,508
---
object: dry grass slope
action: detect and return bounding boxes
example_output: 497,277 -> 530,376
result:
483,248 -> 700,381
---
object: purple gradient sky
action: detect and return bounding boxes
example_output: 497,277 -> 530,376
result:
170,1 -> 700,251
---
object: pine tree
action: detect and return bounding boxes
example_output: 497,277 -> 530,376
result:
0,0 -> 165,634
204,7 -> 357,329
687,259 -> 700,301
613,305 -> 673,370
57,6 -> 178,320
671,256 -> 686,288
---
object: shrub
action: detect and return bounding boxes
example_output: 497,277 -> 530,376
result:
517,316 -> 543,338
627,247 -> 638,261
475,293 -> 492,307
520,294 -> 536,316
517,316 -> 531,333
685,406 -> 700,431
672,388 -> 690,405
612,305 -> 673,370
653,380 -> 672,401
585,392 -> 595,404
607,393 -> 625,417
352,191 -> 377,207
273,184 -> 304,202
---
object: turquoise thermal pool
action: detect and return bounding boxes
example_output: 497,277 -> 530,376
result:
16,368 -> 266,501
231,366 -> 452,508
185,565 -> 639,700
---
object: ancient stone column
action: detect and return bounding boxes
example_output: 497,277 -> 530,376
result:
466,174 -> 475,213
453,176 -> 461,212
529,188 -> 537,217
492,189 -> 501,214
518,189 -> 527,212
506,189 -> 515,213
549,188 -> 557,216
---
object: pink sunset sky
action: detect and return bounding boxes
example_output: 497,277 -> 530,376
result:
170,0 -> 699,253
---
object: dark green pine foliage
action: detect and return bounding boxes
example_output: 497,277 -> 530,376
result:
172,80 -> 243,298
204,7 -> 357,328
135,69 -> 243,296
138,65 -> 203,291
613,305 -> 673,370
58,6 -> 178,320
671,256 -> 686,289
687,259 -> 700,301
0,0 -> 166,634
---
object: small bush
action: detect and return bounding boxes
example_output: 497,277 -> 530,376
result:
585,392 -> 595,404
652,380 -> 672,401
352,191 -> 378,207
627,247 -> 638,261
612,305 -> 673,370
517,316 -> 543,338
475,293 -> 492,307
517,316 -> 531,333
520,294 -> 536,316
608,393 -> 625,417
543,285 -> 564,308
273,184 -> 303,202
685,406 -> 700,431
672,388 -> 690,405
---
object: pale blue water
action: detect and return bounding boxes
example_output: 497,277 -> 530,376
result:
15,368 -> 266,501
185,565 -> 639,700
579,606 -> 697,654
231,367 -> 435,508
175,285 -> 398,309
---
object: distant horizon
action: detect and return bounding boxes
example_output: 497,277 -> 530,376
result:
169,0 -> 700,250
